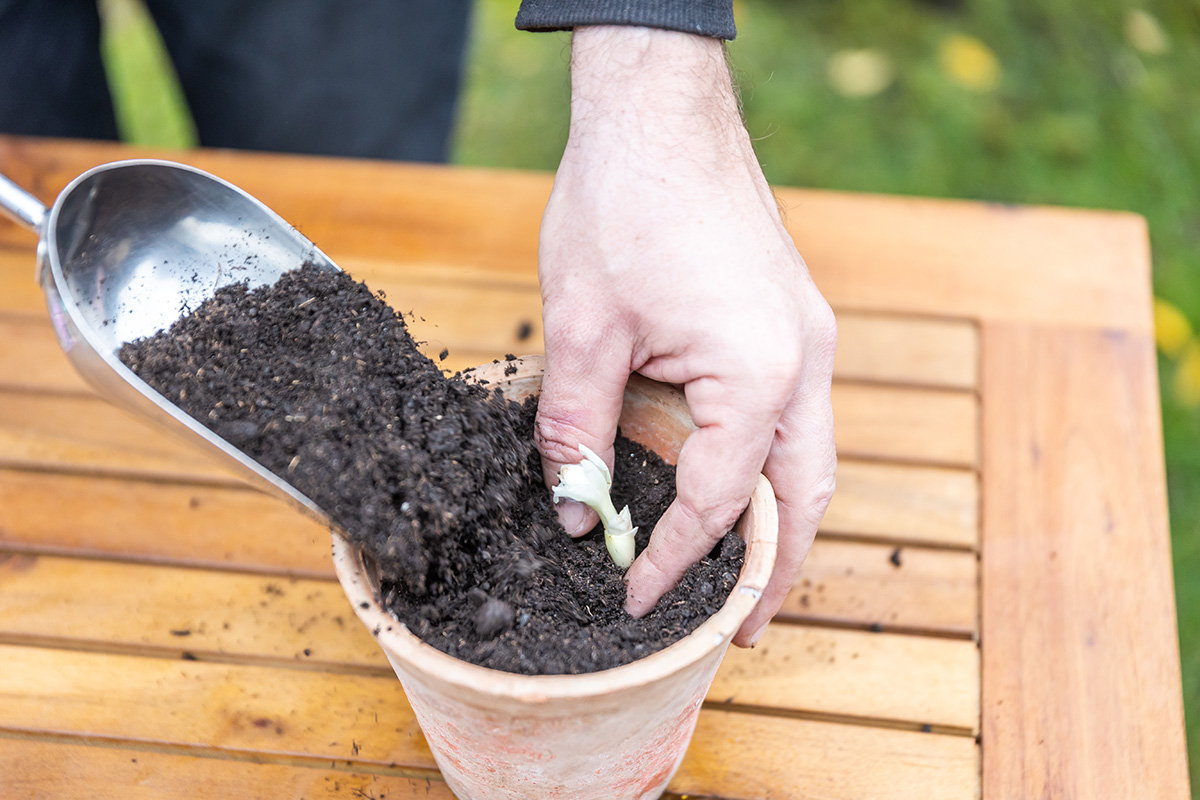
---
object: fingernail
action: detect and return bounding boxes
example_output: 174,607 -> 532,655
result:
747,621 -> 770,647
556,500 -> 589,537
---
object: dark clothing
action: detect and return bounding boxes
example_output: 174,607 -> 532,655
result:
0,0 -> 733,160
0,0 -> 119,141
142,0 -> 470,161
516,0 -> 735,40
0,0 -> 470,162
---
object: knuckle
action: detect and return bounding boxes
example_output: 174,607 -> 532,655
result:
675,492 -> 751,542
803,463 -> 838,521
534,414 -> 602,467
805,301 -> 838,364
731,332 -> 802,401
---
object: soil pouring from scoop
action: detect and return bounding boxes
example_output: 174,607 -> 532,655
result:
3,163 -> 777,800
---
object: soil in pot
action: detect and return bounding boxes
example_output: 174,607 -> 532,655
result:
119,264 -> 745,675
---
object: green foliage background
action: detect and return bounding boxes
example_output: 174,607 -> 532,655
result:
102,0 -> 1198,790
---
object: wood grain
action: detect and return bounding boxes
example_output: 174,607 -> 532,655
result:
833,312 -> 977,390
832,384 -> 977,467
0,135 -> 1153,332
0,470 -> 329,575
0,644 -> 978,799
779,187 -> 1153,333
821,461 -> 978,548
0,554 -> 979,729
0,307 -> 981,395
0,554 -> 364,664
980,324 -> 1190,798
0,738 -> 455,800
0,246 -> 43,318
3,135 -> 1185,800
781,540 -> 978,636
714,624 -> 979,731
0,644 -> 430,765
0,384 -> 976,484
0,458 -> 976,572
0,392 -> 235,484
678,710 -> 979,800
0,316 -> 91,394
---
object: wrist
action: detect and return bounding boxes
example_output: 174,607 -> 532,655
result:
567,26 -> 751,164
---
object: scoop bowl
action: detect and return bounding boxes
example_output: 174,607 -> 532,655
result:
0,159 -> 340,521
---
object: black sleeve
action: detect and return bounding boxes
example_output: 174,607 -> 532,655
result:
515,0 -> 735,40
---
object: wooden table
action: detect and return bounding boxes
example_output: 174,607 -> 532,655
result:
0,136 -> 1190,799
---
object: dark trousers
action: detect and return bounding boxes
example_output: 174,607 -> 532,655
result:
0,0 -> 472,162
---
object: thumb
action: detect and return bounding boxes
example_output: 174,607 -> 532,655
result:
535,327 -> 631,536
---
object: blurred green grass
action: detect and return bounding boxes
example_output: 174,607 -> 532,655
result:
103,0 -> 1198,789
97,0 -> 195,148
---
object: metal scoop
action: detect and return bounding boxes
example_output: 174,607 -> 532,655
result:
0,159 -> 338,523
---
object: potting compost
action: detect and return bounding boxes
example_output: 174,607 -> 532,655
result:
120,265 -> 745,674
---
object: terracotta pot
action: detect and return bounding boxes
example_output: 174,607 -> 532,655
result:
332,355 -> 778,800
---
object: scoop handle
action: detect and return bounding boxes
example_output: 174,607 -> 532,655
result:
0,171 -> 46,233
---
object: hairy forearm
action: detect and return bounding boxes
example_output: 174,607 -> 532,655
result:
567,27 -> 754,167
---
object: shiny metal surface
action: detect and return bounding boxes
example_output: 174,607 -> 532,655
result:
4,160 -> 340,526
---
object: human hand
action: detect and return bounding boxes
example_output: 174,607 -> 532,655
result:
534,26 -> 837,647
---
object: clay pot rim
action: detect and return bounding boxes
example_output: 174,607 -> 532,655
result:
331,355 -> 778,703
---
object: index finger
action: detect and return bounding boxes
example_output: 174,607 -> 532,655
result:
623,368 -> 793,617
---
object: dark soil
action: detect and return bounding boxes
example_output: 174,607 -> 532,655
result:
119,264 -> 744,674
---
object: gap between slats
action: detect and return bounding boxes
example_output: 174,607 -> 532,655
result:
0,383 -> 980,489
0,555 -> 980,733
0,643 -> 980,800
0,272 -> 979,394
0,470 -> 979,634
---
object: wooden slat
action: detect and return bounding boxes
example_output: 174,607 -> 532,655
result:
783,189 -> 1153,333
0,471 -> 329,575
0,644 -> 429,765
0,297 -> 980,396
0,644 -> 978,800
0,385 -> 976,482
0,316 -> 92,394
832,384 -> 977,468
821,461 -> 978,548
678,711 -> 979,800
0,730 -> 975,800
0,141 -> 552,276
781,540 -> 978,636
342,261 -> 544,358
714,625 -> 979,732
0,738 -> 455,799
0,457 -> 976,570
0,392 -> 234,483
980,325 -> 1190,797
833,312 -> 977,390
0,554 -> 979,730
0,246 -> 43,318
0,307 -> 500,394
0,135 -> 1154,333
0,554 -> 379,666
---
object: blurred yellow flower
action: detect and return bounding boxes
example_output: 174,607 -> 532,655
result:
939,34 -> 1000,92
1125,9 -> 1170,55
1173,341 -> 1200,409
827,49 -> 894,98
1154,297 -> 1193,357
